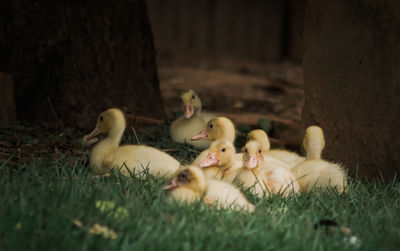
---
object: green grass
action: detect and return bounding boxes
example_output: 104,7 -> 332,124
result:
0,124 -> 399,251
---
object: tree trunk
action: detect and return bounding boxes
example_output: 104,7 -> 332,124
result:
303,0 -> 400,180
0,73 -> 16,123
0,0 -> 165,129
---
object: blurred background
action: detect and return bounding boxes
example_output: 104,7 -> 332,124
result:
147,0 -> 306,148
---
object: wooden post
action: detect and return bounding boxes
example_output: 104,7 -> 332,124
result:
303,0 -> 400,180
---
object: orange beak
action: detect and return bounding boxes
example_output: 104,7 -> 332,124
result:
246,155 -> 258,169
199,152 -> 219,168
162,177 -> 179,190
184,104 -> 194,118
83,128 -> 102,145
191,128 -> 208,141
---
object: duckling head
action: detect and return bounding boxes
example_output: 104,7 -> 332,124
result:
243,140 -> 264,169
199,139 -> 235,168
303,125 -> 325,160
181,89 -> 202,119
191,117 -> 235,143
247,129 -> 271,152
83,108 -> 126,145
163,165 -> 206,193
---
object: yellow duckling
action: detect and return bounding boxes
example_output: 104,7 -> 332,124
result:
170,90 -> 215,149
163,165 -> 255,212
191,117 -> 236,143
83,108 -> 180,178
291,126 -> 347,193
198,139 -> 243,183
239,141 -> 300,197
247,129 -> 305,169
191,117 -> 238,166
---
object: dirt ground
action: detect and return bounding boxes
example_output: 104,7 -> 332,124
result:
0,58 -> 305,167
158,58 -> 304,148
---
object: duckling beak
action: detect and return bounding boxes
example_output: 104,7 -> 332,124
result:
246,155 -> 258,169
184,104 -> 194,118
83,128 -> 102,145
162,177 -> 179,190
199,152 -> 218,168
191,128 -> 208,141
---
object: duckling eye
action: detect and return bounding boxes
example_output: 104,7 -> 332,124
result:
178,170 -> 191,183
247,137 -> 250,141
244,149 -> 248,153
209,124 -> 213,129
99,116 -> 104,121
221,148 -> 226,152
178,172 -> 188,182
258,150 -> 262,154
192,95 -> 195,99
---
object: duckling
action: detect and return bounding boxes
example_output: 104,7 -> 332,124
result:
83,108 -> 180,178
170,90 -> 215,149
163,165 -> 255,212
291,126 -> 347,193
198,139 -> 243,183
162,166 -> 203,204
239,141 -> 300,197
191,117 -> 238,166
247,129 -> 305,169
191,117 -> 236,143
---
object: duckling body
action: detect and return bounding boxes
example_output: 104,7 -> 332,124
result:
239,141 -> 300,197
247,129 -> 305,169
163,166 -> 254,212
165,186 -> 200,204
265,150 -> 305,168
236,167 -> 268,198
105,145 -> 180,178
201,155 -> 243,183
203,179 -> 255,212
292,159 -> 346,193
170,90 -> 215,149
291,126 -> 347,193
262,164 -> 300,196
84,108 -> 180,178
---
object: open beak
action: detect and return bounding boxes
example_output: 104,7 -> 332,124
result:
83,128 -> 102,145
184,104 -> 194,119
162,177 -> 179,190
246,155 -> 258,169
199,152 -> 219,168
191,128 -> 208,141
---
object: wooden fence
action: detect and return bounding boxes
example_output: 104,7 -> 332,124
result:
146,0 -> 305,62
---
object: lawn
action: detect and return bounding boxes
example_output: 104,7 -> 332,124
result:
0,123 -> 399,251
